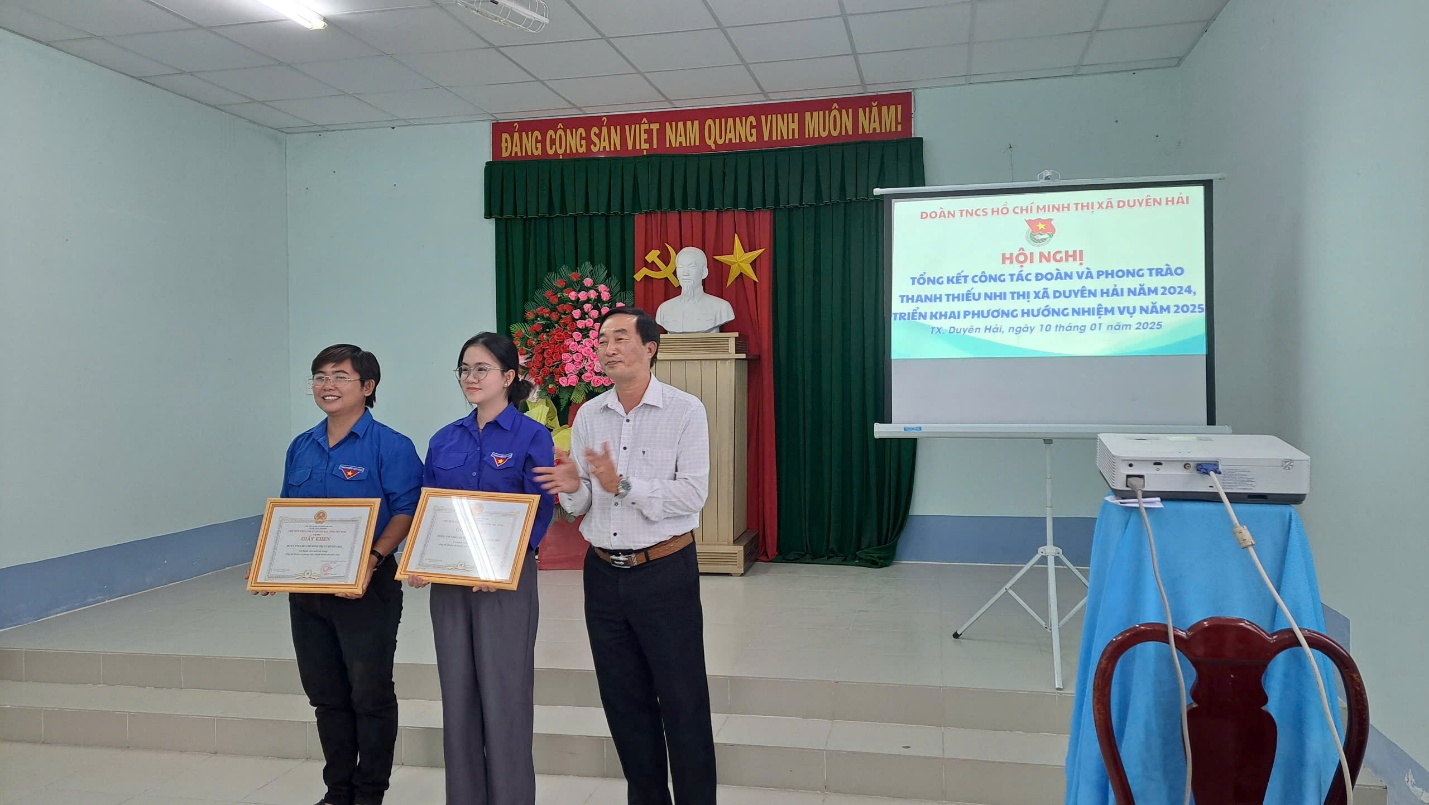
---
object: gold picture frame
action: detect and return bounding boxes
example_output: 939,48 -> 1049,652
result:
246,498 -> 381,595
395,488 -> 541,590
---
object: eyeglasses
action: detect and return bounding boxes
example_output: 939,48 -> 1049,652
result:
308,374 -> 361,388
454,365 -> 498,381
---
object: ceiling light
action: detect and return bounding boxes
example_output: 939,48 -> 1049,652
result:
256,0 -> 327,30
455,0 -> 549,33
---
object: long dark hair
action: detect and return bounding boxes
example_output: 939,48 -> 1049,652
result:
457,332 -> 532,404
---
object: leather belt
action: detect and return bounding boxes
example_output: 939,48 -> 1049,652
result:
594,533 -> 693,569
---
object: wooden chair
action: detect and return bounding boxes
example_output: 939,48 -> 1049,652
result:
1092,617 -> 1369,805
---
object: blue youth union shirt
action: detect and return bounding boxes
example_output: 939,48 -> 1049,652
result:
282,410 -> 423,536
423,405 -> 556,548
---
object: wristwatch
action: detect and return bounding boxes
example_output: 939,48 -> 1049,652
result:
616,476 -> 632,498
370,548 -> 388,567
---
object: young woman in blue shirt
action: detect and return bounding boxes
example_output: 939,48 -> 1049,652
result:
407,332 -> 555,805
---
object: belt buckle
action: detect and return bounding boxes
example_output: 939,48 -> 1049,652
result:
609,552 -> 634,568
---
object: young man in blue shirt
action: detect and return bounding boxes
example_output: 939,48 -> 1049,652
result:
278,344 -> 423,805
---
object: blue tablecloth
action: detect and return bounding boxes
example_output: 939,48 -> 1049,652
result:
1064,500 -> 1342,805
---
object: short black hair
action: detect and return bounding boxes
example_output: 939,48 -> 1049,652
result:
311,344 -> 380,408
457,332 -> 533,405
596,306 -> 660,367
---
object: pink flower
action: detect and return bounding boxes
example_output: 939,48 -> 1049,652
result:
597,285 -> 609,294
583,303 -> 594,312
583,278 -> 594,287
601,291 -> 610,301
567,290 -> 577,300
615,302 -> 626,307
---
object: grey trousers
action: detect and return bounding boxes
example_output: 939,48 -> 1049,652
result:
429,552 -> 539,805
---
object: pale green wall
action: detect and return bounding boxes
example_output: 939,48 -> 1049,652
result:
910,71 -> 1188,518
0,30 -> 289,568
286,124 -> 497,453
279,72 -> 1187,506
1179,0 -> 1429,766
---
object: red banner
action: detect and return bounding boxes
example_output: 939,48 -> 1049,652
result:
634,211 -> 779,562
492,92 -> 912,161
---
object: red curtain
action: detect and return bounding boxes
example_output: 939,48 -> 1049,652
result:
634,211 -> 778,561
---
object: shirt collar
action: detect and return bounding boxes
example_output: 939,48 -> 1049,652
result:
307,409 -> 375,446
462,403 -> 522,435
600,375 -> 666,413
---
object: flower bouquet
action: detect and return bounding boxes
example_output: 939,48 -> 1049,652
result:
511,262 -> 633,516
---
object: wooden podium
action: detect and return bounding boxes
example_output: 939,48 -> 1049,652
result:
654,332 -> 758,575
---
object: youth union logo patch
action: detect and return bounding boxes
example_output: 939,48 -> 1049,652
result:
1025,218 -> 1056,246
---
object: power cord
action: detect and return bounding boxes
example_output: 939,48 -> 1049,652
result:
1201,469 -> 1354,805
1127,475 -> 1193,805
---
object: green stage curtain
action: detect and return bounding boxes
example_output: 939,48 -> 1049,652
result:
485,139 -> 925,217
494,214 -> 634,333
770,201 -> 917,566
487,139 -> 922,564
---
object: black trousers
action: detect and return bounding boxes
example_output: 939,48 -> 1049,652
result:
289,562 -> 403,805
584,542 -> 716,805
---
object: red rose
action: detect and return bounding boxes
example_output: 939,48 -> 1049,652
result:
570,272 -> 580,280
556,280 -> 566,288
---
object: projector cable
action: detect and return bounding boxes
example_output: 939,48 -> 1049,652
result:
1202,468 -> 1354,805
1129,475 -> 1193,805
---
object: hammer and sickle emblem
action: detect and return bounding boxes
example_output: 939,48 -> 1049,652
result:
635,243 -> 680,286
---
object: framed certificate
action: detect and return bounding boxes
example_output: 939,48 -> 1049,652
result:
247,498 -> 381,595
395,489 -> 540,589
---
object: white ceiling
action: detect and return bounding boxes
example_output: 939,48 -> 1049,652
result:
0,0 -> 1229,133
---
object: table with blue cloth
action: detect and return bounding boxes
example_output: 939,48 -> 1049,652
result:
1064,499 -> 1344,805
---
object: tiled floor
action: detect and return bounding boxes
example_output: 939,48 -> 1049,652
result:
0,742 -> 973,805
0,561 -> 1088,805
0,561 -> 1088,692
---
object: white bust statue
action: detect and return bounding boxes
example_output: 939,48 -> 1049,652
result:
655,247 -> 736,333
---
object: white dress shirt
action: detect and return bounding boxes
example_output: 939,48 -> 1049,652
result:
558,376 -> 710,551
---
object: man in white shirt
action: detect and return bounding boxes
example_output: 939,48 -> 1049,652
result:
535,307 -> 715,805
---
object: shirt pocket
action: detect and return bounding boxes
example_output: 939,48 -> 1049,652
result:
633,447 -> 678,480
427,450 -> 471,488
330,464 -> 369,482
431,451 -> 470,471
286,466 -> 323,497
484,451 -> 519,471
483,450 -> 523,492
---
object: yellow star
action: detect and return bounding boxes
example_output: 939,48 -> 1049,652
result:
714,234 -> 765,287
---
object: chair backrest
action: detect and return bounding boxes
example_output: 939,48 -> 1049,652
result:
1091,616 -> 1369,805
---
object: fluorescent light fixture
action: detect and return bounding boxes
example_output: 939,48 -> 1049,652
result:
490,0 -> 549,25
256,0 -> 327,29
455,0 -> 550,33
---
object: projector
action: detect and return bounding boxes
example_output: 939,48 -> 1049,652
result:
1097,433 -> 1310,504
